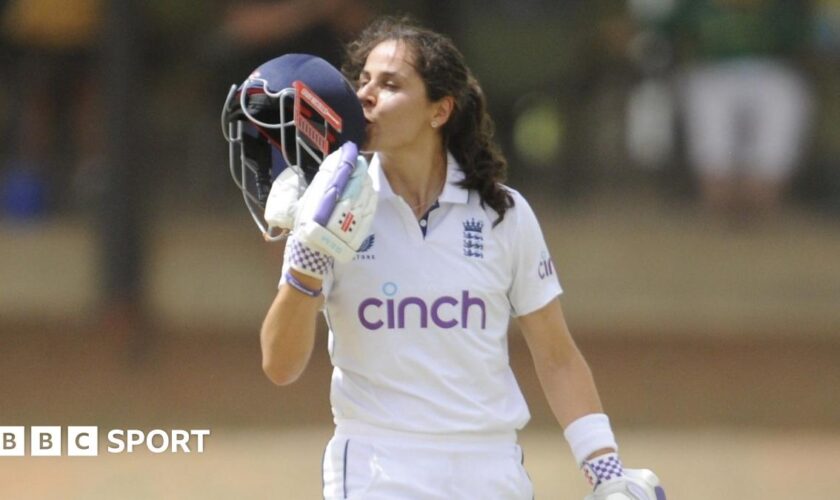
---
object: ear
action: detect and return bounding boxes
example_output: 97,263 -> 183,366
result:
430,95 -> 455,128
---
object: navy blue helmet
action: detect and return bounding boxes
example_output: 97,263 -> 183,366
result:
221,54 -> 365,235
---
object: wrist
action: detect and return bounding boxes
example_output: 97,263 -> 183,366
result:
563,413 -> 618,467
284,270 -> 322,298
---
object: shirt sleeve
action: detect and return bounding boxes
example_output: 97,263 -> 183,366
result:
506,191 -> 563,317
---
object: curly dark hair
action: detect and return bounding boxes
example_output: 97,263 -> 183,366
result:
342,16 -> 514,224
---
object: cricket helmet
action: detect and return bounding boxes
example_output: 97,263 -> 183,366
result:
221,54 -> 365,236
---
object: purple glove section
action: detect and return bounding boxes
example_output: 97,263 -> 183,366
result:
584,453 -> 624,490
288,236 -> 332,276
313,141 -> 359,226
656,486 -> 667,500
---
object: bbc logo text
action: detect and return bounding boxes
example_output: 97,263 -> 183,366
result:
0,426 -> 210,457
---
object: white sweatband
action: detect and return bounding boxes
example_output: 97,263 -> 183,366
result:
563,413 -> 618,466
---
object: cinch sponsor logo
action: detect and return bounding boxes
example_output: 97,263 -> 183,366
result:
538,251 -> 555,280
357,282 -> 486,331
0,426 -> 210,457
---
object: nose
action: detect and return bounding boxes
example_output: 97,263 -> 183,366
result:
357,82 -> 375,108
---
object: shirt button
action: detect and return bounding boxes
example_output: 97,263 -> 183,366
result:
419,219 -> 428,227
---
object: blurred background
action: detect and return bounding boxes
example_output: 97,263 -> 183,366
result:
1,0 -> 839,498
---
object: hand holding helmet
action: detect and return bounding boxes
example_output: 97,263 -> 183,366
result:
280,141 -> 376,288
293,141 -> 376,263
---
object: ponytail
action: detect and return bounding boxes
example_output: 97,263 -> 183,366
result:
446,75 -> 513,225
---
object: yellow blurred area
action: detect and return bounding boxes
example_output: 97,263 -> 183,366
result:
1,0 -> 103,48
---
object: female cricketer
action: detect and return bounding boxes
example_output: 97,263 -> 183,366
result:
248,16 -> 665,500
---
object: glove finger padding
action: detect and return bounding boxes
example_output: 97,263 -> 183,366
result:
584,468 -> 666,500
294,142 -> 376,262
264,168 -> 305,236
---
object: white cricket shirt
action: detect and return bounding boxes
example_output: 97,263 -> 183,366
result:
304,152 -> 561,436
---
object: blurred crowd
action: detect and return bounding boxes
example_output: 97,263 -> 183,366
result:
1,0 -> 839,225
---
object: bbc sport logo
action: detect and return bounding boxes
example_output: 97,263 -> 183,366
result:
0,426 -> 210,457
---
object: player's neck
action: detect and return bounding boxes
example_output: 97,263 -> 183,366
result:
379,144 -> 447,216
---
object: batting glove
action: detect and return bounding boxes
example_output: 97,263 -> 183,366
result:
264,167 -> 305,240
285,141 -> 376,279
583,453 -> 666,500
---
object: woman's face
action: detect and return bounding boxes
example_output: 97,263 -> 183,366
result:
356,39 -> 439,154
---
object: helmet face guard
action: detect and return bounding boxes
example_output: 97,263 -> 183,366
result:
220,54 -> 365,239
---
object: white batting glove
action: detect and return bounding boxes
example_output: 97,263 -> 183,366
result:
583,453 -> 666,500
284,142 -> 376,279
264,168 -> 305,238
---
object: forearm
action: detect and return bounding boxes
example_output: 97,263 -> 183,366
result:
532,346 -> 604,428
518,300 -> 616,462
532,347 -> 617,462
260,272 -> 322,385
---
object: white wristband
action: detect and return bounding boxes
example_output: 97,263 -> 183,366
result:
563,413 -> 618,466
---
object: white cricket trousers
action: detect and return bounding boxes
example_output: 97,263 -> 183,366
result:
680,59 -> 812,181
322,425 -> 533,499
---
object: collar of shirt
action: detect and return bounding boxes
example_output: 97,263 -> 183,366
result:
368,151 -> 469,205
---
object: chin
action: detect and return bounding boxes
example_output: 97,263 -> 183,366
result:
360,134 -> 382,153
